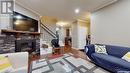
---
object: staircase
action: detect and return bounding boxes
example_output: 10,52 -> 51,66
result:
40,19 -> 57,44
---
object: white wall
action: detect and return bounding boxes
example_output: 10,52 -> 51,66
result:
71,21 -> 78,49
77,23 -> 88,49
91,0 -> 130,47
0,0 -> 11,30
71,20 -> 88,49
40,26 -> 54,44
59,27 -> 66,42
0,14 -> 11,29
40,22 -> 57,44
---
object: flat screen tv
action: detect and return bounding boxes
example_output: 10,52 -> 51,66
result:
13,12 -> 38,32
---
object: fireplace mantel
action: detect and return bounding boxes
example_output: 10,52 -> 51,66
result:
1,29 -> 41,38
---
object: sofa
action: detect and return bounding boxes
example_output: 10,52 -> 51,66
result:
0,52 -> 29,73
85,44 -> 130,72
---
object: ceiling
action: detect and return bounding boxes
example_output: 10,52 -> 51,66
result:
15,0 -> 118,22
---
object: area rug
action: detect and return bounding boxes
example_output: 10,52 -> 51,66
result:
47,54 -> 63,59
30,53 -> 110,73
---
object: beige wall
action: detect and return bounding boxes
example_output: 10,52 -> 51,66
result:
40,16 -> 57,34
91,0 -> 130,47
78,19 -> 90,35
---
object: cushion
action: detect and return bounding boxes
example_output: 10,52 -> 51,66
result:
91,53 -> 130,69
0,55 -> 13,73
95,45 -> 107,54
106,45 -> 130,58
85,47 -> 89,53
122,52 -> 130,62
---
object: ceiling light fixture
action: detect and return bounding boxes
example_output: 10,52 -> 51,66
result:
56,21 -> 68,27
75,8 -> 80,14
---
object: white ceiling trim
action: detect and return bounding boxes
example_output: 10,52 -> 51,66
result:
92,0 -> 118,12
15,1 -> 41,16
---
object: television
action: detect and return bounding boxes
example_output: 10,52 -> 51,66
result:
13,12 -> 38,32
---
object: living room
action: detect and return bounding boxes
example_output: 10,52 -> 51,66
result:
0,0 -> 130,73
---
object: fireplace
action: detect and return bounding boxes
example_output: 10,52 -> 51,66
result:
1,29 -> 40,54
15,39 -> 36,54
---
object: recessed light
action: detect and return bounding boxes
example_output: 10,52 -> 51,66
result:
15,15 -> 22,19
75,8 -> 80,14
56,27 -> 60,31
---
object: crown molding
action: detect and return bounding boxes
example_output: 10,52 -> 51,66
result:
15,1 -> 41,16
92,0 -> 118,12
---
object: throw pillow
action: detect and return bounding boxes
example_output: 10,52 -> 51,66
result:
0,55 -> 13,73
85,47 -> 89,53
95,45 -> 107,54
122,52 -> 130,62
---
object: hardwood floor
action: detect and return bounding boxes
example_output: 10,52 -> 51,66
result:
29,46 -> 88,63
28,46 -> 89,73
